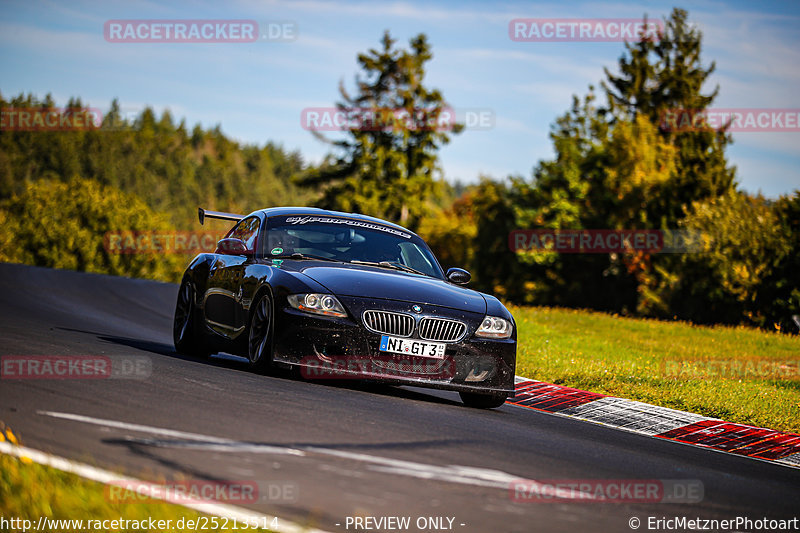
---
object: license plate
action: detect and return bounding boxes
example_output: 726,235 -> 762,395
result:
379,335 -> 446,359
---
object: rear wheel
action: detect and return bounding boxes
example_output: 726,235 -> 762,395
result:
173,279 -> 209,357
248,292 -> 274,373
459,391 -> 508,409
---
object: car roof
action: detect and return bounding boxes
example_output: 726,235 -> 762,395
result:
254,207 -> 419,237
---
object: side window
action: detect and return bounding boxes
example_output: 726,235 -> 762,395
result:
228,217 -> 260,252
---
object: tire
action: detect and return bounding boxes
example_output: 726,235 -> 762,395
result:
173,278 -> 209,357
459,391 -> 508,409
248,292 -> 274,373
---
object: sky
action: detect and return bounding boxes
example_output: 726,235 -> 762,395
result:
2,0 -> 799,197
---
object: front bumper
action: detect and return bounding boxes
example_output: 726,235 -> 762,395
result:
272,295 -> 516,394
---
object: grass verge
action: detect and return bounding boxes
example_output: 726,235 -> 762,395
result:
511,305 -> 800,433
0,429 -> 275,532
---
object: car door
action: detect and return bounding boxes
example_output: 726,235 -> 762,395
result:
203,215 -> 261,338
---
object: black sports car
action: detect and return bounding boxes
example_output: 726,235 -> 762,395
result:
174,207 -> 516,408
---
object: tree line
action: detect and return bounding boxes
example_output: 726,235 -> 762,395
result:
0,8 -> 797,332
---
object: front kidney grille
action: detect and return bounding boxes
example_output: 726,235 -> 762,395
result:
362,310 -> 415,337
418,317 -> 467,342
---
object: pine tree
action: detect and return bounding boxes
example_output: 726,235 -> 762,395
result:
603,8 -> 736,227
506,8 -> 737,313
297,31 -> 462,229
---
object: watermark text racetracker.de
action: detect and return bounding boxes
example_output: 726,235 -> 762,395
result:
628,515 -> 799,531
104,231 -> 225,255
509,18 -> 663,42
511,479 -> 703,504
660,108 -> 800,132
0,355 -> 151,380
103,19 -> 297,43
664,358 -> 800,381
105,479 -> 298,504
0,106 -> 165,132
300,356 -> 456,380
300,107 -> 495,132
0,515 -> 280,531
1,107 -> 102,131
509,229 -> 703,254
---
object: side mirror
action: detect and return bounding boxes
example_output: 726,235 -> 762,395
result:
446,267 -> 471,285
215,238 -> 251,256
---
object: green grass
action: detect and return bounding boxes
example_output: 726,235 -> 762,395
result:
510,305 -> 800,432
0,429 -> 276,532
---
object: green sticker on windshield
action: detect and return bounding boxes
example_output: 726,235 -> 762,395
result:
271,247 -> 283,255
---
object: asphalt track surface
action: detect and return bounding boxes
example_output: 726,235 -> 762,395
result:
1,262 -> 798,533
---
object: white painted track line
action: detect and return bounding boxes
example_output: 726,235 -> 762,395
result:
0,441 -> 330,533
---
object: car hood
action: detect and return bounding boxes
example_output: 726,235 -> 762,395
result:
293,264 -> 487,313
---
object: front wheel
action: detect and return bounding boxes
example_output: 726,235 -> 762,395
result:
459,391 -> 508,409
248,292 -> 274,373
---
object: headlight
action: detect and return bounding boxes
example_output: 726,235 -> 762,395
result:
287,293 -> 347,318
475,316 -> 513,339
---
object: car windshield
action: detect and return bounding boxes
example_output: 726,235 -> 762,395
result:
264,215 -> 444,279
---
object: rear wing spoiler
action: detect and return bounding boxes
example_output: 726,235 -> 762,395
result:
198,208 -> 244,225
